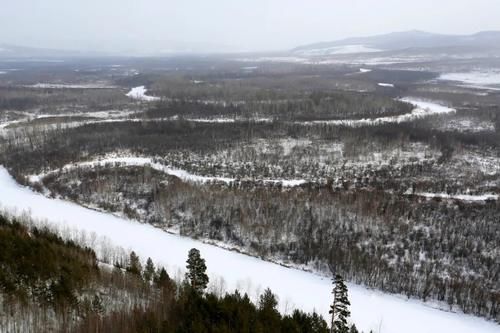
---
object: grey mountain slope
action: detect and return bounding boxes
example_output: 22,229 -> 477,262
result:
292,30 -> 500,54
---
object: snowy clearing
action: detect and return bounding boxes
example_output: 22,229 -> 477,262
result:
0,166 -> 497,333
28,156 -> 307,187
297,98 -> 455,127
439,71 -> 500,90
126,86 -> 161,101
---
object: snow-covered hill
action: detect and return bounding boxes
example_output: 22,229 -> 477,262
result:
292,30 -> 500,56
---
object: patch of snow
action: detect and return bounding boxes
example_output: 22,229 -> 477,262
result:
378,83 -> 395,88
297,45 -> 382,57
298,98 -> 455,127
28,156 -> 307,188
236,56 -> 308,64
126,86 -> 161,102
241,66 -> 258,71
0,166 -> 498,333
436,118 -> 495,133
28,83 -> 115,89
184,118 -> 236,124
411,192 -> 498,202
439,72 -> 500,90
359,68 -> 372,73
0,71 -> 6,75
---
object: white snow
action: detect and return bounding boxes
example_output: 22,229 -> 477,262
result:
0,71 -> 6,75
236,56 -> 308,64
298,98 -> 455,127
399,98 -> 456,115
0,166 -> 497,333
378,83 -> 395,88
28,156 -> 307,188
126,86 -> 161,102
359,68 -> 372,73
28,83 -> 114,89
439,72 -> 500,90
296,45 -> 382,57
411,192 -> 498,202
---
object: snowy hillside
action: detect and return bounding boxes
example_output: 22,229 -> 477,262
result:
0,166 -> 498,333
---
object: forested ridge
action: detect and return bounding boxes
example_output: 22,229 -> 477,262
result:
0,213 -> 354,333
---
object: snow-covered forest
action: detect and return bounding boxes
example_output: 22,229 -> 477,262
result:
1,44 -> 499,332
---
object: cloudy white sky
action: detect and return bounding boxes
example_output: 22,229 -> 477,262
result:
1,0 -> 500,53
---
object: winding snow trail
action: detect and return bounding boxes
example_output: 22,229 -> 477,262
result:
0,166 -> 497,333
28,156 -> 307,187
298,98 -> 455,126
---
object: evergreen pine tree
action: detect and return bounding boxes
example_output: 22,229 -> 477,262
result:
185,248 -> 209,293
329,274 -> 351,333
127,251 -> 142,276
143,257 -> 155,282
259,288 -> 278,312
155,267 -> 171,288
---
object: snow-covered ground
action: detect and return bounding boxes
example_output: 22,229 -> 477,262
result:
298,98 -> 455,127
0,110 -> 142,137
27,83 -> 115,89
359,68 -> 372,73
0,166 -> 497,333
439,72 -> 500,90
28,155 -> 307,187
296,45 -> 382,57
126,86 -> 161,102
410,192 -> 498,202
378,83 -> 395,88
435,118 -> 496,133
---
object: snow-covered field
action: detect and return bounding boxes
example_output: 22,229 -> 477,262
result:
439,72 -> 500,90
410,192 -> 498,202
0,110 -> 142,137
0,166 -> 497,333
28,156 -> 307,187
296,45 -> 382,57
126,86 -> 161,101
298,98 -> 455,127
27,83 -> 115,89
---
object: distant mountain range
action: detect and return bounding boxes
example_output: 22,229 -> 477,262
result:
0,40 -> 239,59
3,30 -> 500,59
292,30 -> 500,56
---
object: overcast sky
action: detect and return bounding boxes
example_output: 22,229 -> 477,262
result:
1,0 -> 500,53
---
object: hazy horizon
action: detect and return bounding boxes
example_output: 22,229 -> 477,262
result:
1,0 -> 500,54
